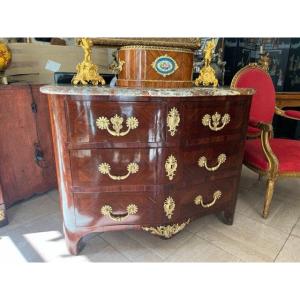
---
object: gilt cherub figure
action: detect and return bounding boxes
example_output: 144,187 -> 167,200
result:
195,39 -> 218,87
72,38 -> 105,86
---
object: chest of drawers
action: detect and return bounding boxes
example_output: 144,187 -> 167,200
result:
41,86 -> 253,255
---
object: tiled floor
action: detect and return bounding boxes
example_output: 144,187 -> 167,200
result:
1,166 -> 300,262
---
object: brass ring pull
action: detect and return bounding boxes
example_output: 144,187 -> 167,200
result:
96,114 -> 139,136
98,162 -> 139,180
202,112 -> 230,131
101,204 -> 138,222
194,190 -> 222,208
198,153 -> 226,171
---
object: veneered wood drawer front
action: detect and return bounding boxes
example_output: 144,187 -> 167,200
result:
74,192 -> 157,228
66,99 -> 164,147
179,177 -> 238,218
70,148 -> 157,188
184,98 -> 249,145
183,140 -> 244,185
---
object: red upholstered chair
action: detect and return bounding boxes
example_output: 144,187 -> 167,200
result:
231,63 -> 300,218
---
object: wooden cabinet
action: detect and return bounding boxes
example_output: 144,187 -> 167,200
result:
42,86 -> 253,255
0,84 -> 57,226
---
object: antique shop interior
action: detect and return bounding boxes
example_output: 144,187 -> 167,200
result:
1,37 -> 300,264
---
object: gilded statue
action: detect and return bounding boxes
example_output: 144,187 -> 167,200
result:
258,52 -> 271,72
195,39 -> 218,87
72,38 -> 105,86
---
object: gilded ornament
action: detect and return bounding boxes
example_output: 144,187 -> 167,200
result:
0,208 -> 5,221
258,53 -> 271,72
167,107 -> 180,136
164,196 -> 175,219
109,50 -> 125,74
165,154 -> 177,180
101,204 -> 138,222
142,219 -> 190,239
194,190 -> 222,208
198,153 -> 226,171
0,42 -> 12,85
98,162 -> 139,180
151,55 -> 179,77
72,38 -> 105,86
96,114 -> 139,136
202,112 -> 230,131
194,39 -> 218,87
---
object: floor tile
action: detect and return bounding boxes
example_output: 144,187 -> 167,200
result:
126,228 -> 194,260
47,189 -> 60,203
6,193 -> 59,227
166,235 -> 241,262
101,230 -> 158,261
86,244 -> 129,262
275,235 -> 300,262
237,189 -> 300,234
291,218 -> 300,237
190,213 -> 289,262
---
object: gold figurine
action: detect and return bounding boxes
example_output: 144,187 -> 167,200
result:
258,52 -> 271,72
72,38 -> 105,86
195,39 -> 218,87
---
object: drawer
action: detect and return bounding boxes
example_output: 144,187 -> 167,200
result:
183,140 -> 244,185
183,98 -> 249,145
70,148 -> 157,189
66,99 -> 164,146
74,192 -> 157,228
179,178 -> 238,218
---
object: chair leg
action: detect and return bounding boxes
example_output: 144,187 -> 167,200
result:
262,179 -> 276,218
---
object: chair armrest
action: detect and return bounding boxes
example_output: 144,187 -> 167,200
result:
275,106 -> 300,121
249,119 -> 273,132
248,119 -> 278,176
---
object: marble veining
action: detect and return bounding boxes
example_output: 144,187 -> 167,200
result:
40,85 -> 255,97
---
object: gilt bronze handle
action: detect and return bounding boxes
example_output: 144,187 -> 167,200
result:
198,153 -> 226,171
101,204 -> 138,222
96,114 -> 139,136
194,190 -> 222,208
202,112 -> 230,131
98,162 -> 139,180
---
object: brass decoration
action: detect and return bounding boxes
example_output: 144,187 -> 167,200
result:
194,190 -> 222,208
164,196 -> 175,220
96,114 -> 139,136
142,219 -> 190,239
0,208 -> 5,221
0,42 -> 12,85
91,38 -> 201,50
167,107 -> 180,136
109,50 -> 125,74
72,38 -> 105,86
98,162 -> 139,181
101,204 -> 138,222
165,155 -> 177,180
198,153 -> 226,171
258,53 -> 271,72
202,112 -> 230,131
194,39 -> 218,87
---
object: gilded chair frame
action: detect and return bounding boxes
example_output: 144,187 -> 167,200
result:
231,63 -> 300,218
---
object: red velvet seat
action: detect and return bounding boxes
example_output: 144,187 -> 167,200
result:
245,138 -> 300,173
231,63 -> 300,218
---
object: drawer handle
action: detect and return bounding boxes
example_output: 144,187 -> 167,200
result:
101,204 -> 138,222
198,153 -> 226,171
96,114 -> 139,136
202,112 -> 230,131
194,190 -> 222,208
98,162 -> 139,180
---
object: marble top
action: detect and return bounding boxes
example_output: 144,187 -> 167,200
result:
40,85 -> 255,97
